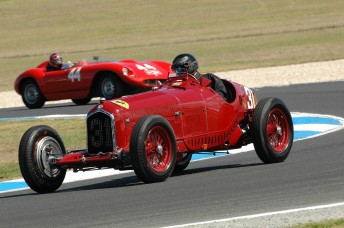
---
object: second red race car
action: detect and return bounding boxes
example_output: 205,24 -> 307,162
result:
14,56 -> 171,108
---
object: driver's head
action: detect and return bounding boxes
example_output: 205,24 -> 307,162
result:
49,53 -> 63,68
171,53 -> 199,76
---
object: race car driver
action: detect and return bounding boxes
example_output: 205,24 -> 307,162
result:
171,53 -> 227,100
46,53 -> 64,71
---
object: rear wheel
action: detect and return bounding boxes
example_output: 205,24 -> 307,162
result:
130,115 -> 177,183
19,125 -> 66,193
173,153 -> 192,173
72,97 -> 91,105
20,79 -> 46,109
98,73 -> 125,99
252,97 -> 293,163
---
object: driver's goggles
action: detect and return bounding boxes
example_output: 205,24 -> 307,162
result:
173,66 -> 187,75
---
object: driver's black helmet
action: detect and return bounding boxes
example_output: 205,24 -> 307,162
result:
171,53 -> 198,75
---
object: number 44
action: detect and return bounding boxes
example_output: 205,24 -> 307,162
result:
68,67 -> 82,82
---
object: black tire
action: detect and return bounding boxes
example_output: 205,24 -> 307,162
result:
72,97 -> 92,105
18,125 -> 67,193
130,115 -> 177,183
20,79 -> 46,109
98,73 -> 125,99
252,97 -> 293,163
173,153 -> 192,173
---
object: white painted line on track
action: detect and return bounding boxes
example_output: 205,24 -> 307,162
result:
0,114 -> 86,121
163,202 -> 344,228
64,169 -> 133,183
294,124 -> 341,132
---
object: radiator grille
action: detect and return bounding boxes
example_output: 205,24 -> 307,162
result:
87,110 -> 115,154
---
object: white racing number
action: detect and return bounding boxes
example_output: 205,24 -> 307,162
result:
244,87 -> 256,109
68,67 -> 82,82
135,64 -> 162,76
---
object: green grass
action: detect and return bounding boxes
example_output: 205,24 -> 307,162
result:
291,219 -> 344,228
0,118 -> 86,180
1,0 -> 344,91
0,161 -> 20,181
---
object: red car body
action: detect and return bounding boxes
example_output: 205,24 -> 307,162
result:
14,58 -> 171,108
85,77 -> 254,154
19,73 -> 294,193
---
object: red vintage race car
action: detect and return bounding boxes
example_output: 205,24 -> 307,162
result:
14,57 -> 170,108
18,72 -> 294,193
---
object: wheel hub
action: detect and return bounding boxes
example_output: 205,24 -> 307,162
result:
102,79 -> 115,98
276,125 -> 282,136
36,136 -> 64,178
145,126 -> 172,172
267,108 -> 289,152
157,144 -> 163,156
25,85 -> 39,104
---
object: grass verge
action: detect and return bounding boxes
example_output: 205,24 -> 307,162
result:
291,219 -> 344,228
0,118 -> 86,181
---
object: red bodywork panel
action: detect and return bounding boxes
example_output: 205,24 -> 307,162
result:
14,59 -> 171,101
56,74 -> 257,168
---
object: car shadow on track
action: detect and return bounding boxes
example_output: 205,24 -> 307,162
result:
59,162 -> 266,193
0,162 -> 265,198
172,162 -> 265,177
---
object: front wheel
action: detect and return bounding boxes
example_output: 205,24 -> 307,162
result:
20,79 -> 46,109
252,97 -> 293,163
19,125 -> 66,193
130,115 -> 177,183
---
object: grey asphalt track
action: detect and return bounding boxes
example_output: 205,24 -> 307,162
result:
0,82 -> 344,228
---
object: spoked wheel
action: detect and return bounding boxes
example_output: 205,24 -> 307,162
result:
20,79 -> 46,109
130,115 -> 177,183
267,108 -> 290,152
252,97 -> 293,163
173,152 -> 192,173
19,125 -> 66,193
